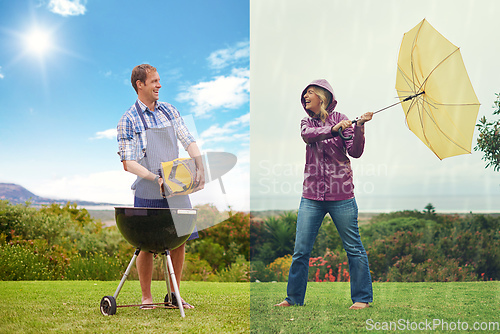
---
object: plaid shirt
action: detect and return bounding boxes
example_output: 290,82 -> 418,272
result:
117,99 -> 195,161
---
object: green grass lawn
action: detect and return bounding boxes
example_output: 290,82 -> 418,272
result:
251,282 -> 500,333
0,281 -> 249,334
1,281 -> 499,333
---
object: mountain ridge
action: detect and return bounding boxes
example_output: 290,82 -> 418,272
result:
0,183 -> 119,206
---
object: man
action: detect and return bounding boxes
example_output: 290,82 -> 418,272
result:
117,64 -> 204,309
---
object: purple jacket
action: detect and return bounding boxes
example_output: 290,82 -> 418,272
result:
300,79 -> 365,201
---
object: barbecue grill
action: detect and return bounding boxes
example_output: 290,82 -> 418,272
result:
99,207 -> 197,317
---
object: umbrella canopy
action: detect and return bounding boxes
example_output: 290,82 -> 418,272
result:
396,19 -> 480,159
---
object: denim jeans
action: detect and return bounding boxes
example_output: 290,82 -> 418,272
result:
285,197 -> 373,305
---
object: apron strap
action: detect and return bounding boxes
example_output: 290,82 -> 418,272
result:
157,103 -> 173,122
135,101 -> 149,130
136,101 -> 173,129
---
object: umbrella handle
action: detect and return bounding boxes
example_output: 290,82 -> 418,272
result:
338,120 -> 357,140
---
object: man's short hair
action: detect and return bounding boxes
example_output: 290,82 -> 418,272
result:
131,64 -> 157,93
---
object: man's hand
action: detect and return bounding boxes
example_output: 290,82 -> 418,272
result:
157,176 -> 166,197
193,168 -> 205,192
186,142 -> 205,193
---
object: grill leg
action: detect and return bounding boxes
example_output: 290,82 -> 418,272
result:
162,253 -> 172,303
113,248 -> 140,299
165,249 -> 185,318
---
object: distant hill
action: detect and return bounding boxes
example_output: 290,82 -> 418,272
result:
0,183 -> 118,206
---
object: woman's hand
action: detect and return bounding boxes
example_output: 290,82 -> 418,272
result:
357,112 -> 373,126
331,119 -> 353,133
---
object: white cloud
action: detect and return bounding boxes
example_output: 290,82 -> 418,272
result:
208,40 -> 249,70
177,68 -> 249,117
48,0 -> 86,16
199,112 -> 250,146
32,170 -> 136,205
200,125 -> 234,138
0,66 -> 4,79
225,112 -> 250,127
91,128 -> 117,140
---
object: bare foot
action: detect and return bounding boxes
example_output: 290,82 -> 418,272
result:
171,293 -> 194,309
180,298 -> 194,309
140,298 -> 155,310
349,302 -> 370,310
274,300 -> 292,307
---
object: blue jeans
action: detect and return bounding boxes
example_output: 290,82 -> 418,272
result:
285,197 -> 373,305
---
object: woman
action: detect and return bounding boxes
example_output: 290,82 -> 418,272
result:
275,79 -> 373,310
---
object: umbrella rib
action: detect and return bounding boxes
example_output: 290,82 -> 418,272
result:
433,102 -> 481,106
416,99 -> 449,159
419,48 -> 461,92
409,20 -> 426,95
397,66 -> 422,97
414,99 -> 435,151
407,95 -> 467,159
418,98 -> 471,156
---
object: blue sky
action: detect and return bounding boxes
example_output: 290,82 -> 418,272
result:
0,0 -> 249,210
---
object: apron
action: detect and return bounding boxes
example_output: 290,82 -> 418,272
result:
131,101 -> 192,210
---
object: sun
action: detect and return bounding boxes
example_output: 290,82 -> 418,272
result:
24,28 -> 53,57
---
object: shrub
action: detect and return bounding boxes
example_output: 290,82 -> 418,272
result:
0,233 -> 70,280
311,216 -> 343,257
251,242 -> 278,265
250,212 -> 296,265
360,216 -> 438,245
0,243 -> 52,280
267,254 -> 292,282
0,201 -> 71,244
438,229 -> 500,280
387,255 -> 477,282
250,260 -> 276,282
367,230 -> 441,281
308,250 -> 349,282
250,218 -> 266,260
199,210 -> 250,261
181,253 -> 215,281
250,209 -> 500,283
186,238 -> 227,271
0,200 -> 253,281
214,255 -> 250,282
65,252 -> 125,280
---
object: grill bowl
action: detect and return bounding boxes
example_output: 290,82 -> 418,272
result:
114,207 -> 197,253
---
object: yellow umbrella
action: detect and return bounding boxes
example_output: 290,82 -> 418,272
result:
396,19 -> 480,159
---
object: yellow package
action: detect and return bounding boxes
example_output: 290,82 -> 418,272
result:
161,158 -> 197,196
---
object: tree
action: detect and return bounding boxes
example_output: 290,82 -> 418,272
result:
424,203 -> 436,216
475,93 -> 500,172
264,216 -> 295,259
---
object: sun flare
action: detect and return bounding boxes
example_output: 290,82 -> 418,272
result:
24,28 -> 52,56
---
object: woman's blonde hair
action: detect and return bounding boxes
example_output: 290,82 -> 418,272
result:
310,85 -> 332,123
